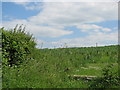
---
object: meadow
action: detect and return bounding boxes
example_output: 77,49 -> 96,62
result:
2,45 -> 119,88
1,26 -> 119,88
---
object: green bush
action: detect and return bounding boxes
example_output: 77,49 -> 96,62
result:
89,64 -> 120,88
1,25 -> 36,66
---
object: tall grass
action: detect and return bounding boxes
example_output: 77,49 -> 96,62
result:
2,45 -> 119,88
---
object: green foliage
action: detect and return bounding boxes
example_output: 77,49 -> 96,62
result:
89,64 -> 120,88
1,25 -> 118,88
2,45 -> 119,88
1,25 -> 36,66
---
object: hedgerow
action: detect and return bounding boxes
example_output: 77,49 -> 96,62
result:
1,25 -> 36,67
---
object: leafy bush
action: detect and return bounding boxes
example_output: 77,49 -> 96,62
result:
1,25 -> 36,66
89,64 -> 120,88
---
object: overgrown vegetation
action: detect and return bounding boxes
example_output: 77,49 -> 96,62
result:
89,64 -> 120,88
1,25 -> 36,66
1,26 -> 119,88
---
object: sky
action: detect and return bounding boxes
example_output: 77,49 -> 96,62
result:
1,0 -> 119,48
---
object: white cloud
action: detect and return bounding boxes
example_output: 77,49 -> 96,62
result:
2,2 -> 118,48
3,0 -> 119,2
49,31 -> 118,48
3,0 -> 36,2
26,24 -> 73,38
102,28 -> 111,32
14,2 -> 28,5
29,2 -> 117,26
3,2 -> 117,26
77,24 -> 101,30
11,2 -> 43,11
76,24 -> 112,33
2,19 -> 73,38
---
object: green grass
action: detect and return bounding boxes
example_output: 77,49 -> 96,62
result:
2,45 -> 119,88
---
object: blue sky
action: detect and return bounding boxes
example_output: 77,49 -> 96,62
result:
2,2 -> 41,20
2,1 -> 118,48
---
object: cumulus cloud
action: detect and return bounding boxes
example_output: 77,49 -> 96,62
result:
3,0 -> 119,2
29,2 -> 117,25
3,2 -> 117,27
49,31 -> 118,48
26,24 -> 73,38
2,19 -> 73,38
2,2 -> 118,48
76,24 -> 112,33
3,0 -> 40,2
14,2 -> 28,5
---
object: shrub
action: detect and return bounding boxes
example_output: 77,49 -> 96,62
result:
1,25 -> 36,67
89,64 -> 120,88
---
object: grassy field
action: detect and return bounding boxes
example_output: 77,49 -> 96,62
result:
2,45 -> 119,88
